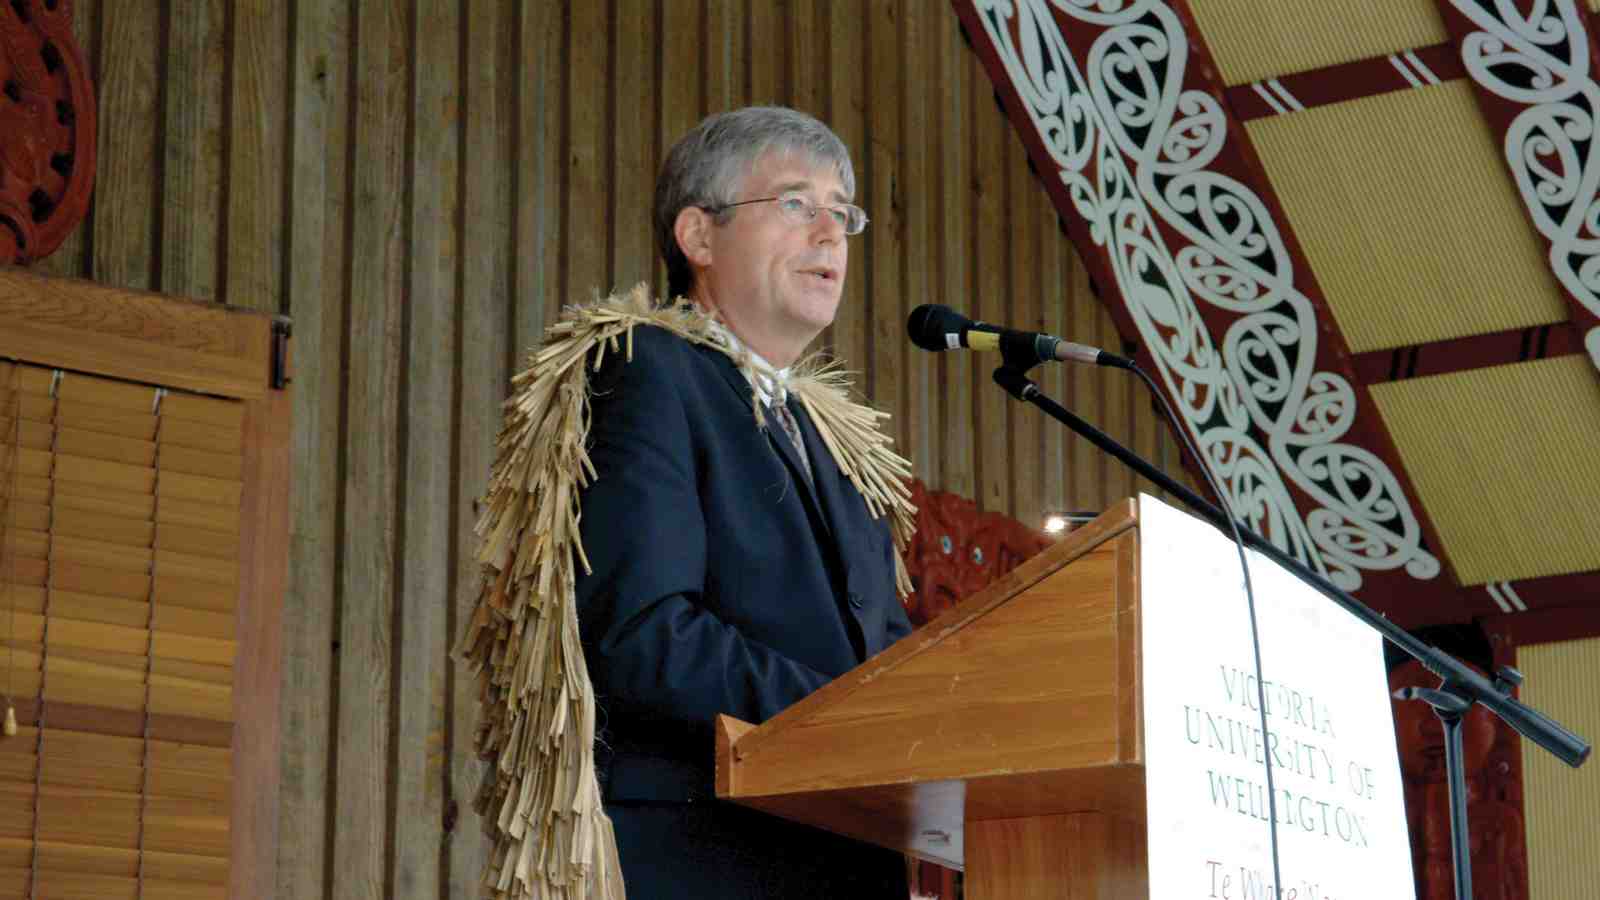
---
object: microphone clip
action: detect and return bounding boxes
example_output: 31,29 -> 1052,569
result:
992,365 -> 1040,402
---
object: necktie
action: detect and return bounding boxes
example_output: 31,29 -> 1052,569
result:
770,399 -> 814,487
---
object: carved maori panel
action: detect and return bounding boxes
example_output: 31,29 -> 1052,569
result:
0,0 -> 95,265
1390,657 -> 1529,900
903,478 -> 1052,628
1436,0 -> 1600,371
952,0 -> 1453,612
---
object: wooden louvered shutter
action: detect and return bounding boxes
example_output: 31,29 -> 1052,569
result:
0,361 -> 238,897
0,268 -> 288,899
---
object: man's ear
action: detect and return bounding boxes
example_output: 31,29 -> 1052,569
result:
674,206 -> 714,268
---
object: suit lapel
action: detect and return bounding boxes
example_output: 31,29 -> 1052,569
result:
789,400 -> 854,548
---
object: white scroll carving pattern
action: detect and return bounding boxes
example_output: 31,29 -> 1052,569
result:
973,0 -> 1441,589
1451,0 -> 1600,369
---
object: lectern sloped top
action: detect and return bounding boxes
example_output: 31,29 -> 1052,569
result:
714,499 -> 1144,869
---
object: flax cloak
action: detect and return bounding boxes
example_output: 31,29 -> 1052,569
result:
454,285 -> 917,899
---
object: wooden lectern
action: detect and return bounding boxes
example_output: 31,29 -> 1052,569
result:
715,499 -> 1146,899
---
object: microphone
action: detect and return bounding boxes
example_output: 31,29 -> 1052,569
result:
906,304 -> 1134,370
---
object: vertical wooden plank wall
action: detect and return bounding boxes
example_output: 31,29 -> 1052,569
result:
33,2 -> 1191,896
453,3 -> 512,895
280,3 -> 348,899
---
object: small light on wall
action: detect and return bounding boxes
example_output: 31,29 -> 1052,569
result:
1042,510 -> 1100,536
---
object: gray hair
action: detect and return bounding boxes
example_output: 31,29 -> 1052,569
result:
654,106 -> 856,300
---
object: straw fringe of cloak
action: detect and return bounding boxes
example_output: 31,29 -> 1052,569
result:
453,284 -> 917,899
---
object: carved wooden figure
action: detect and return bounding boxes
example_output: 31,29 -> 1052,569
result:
1390,659 -> 1529,900
0,0 -> 95,265
903,478 -> 1052,626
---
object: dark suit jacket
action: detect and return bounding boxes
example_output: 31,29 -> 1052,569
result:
575,324 -> 913,899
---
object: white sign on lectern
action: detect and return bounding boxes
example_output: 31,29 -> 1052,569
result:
1139,494 -> 1416,900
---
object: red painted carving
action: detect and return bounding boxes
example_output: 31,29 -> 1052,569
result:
951,0 -> 1474,624
903,478 -> 1052,628
1389,659 -> 1529,900
901,478 -> 1052,900
0,0 -> 96,266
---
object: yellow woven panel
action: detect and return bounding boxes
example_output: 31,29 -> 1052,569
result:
1519,637 -> 1600,900
1248,82 -> 1569,352
1369,356 -> 1600,585
1187,0 -> 1447,85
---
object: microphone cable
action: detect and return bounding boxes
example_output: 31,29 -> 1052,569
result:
1125,361 -> 1285,897
912,299 -> 1290,888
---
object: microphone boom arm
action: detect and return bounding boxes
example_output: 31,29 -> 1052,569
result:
989,365 -> 1592,770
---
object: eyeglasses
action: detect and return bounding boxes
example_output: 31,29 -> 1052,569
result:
706,191 -> 869,235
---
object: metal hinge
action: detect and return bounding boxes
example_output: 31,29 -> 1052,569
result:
271,317 -> 292,390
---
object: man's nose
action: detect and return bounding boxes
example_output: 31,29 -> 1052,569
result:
811,212 -> 845,243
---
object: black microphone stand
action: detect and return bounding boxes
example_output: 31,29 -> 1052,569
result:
990,364 -> 1590,900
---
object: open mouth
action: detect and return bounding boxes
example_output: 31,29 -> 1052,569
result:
799,268 -> 837,283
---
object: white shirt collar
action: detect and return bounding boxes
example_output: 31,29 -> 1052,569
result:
709,320 -> 791,407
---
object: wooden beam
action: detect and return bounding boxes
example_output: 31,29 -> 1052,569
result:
392,1 -> 461,893
230,380 -> 292,900
1490,605 -> 1600,647
1225,44 -> 1462,122
1351,323 -> 1584,384
0,267 -> 276,399
276,2 -> 347,895
331,1 -> 410,894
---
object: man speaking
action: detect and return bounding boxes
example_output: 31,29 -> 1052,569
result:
459,106 -> 917,899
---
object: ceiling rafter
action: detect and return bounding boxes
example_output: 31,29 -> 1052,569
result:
1351,322 -> 1584,384
1435,0 -> 1600,369
1226,44 -> 1463,121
